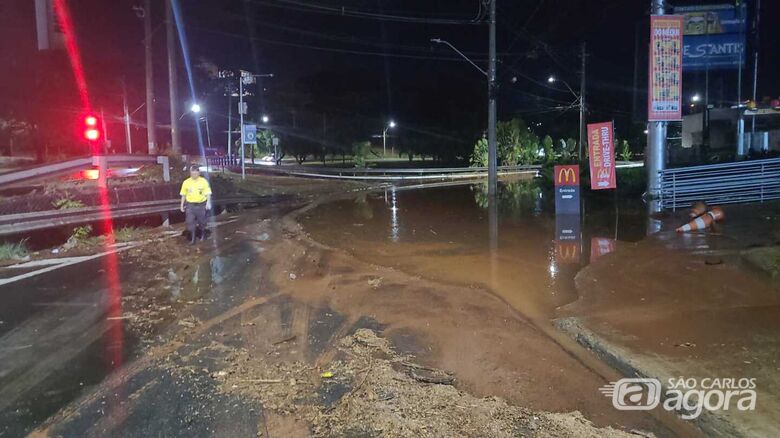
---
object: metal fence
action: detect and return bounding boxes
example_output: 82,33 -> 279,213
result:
659,158 -> 780,210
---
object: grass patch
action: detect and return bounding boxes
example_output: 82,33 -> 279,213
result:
114,226 -> 145,242
53,197 -> 86,210
0,240 -> 29,261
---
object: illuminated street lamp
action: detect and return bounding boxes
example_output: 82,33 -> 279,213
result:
547,74 -> 584,158
262,115 -> 270,124
691,94 -> 701,103
191,103 -> 202,113
383,120 -> 396,156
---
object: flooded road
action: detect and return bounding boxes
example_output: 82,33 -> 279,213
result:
300,178 -> 647,322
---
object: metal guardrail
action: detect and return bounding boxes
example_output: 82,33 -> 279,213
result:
658,157 -> 780,210
0,195 -> 268,236
205,157 -> 542,181
0,155 -> 162,187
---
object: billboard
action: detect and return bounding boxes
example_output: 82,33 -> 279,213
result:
674,4 -> 747,71
587,121 -> 616,190
648,15 -> 684,121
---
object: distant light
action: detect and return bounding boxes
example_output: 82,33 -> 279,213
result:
262,115 -> 270,123
691,94 -> 701,103
388,121 -> 396,128
191,103 -> 202,113
643,129 -> 649,134
547,76 -> 556,83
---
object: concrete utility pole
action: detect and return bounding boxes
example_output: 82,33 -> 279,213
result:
488,0 -> 498,197
143,0 -> 156,155
647,0 -> 667,198
579,43 -> 587,160
166,0 -> 181,154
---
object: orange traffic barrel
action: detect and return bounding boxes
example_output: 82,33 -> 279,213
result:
708,206 -> 725,222
689,201 -> 708,218
676,213 -> 713,233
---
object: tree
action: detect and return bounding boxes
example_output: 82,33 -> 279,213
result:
351,141 -> 372,168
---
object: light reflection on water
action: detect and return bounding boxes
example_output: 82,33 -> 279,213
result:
301,179 -> 649,320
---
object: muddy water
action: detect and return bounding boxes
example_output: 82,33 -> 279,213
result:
301,179 -> 647,322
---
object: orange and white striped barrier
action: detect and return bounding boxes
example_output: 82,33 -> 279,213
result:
677,213 -> 714,233
676,206 -> 725,233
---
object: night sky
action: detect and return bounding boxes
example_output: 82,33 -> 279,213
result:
1,0 -> 778,157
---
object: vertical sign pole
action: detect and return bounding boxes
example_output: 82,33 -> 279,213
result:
240,77 -> 245,180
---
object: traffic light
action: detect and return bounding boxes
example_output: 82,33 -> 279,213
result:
83,114 -> 101,142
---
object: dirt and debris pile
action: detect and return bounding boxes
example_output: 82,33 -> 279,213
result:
211,328 -> 638,437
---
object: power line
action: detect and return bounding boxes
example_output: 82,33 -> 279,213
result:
251,0 -> 486,25
185,23 -> 491,62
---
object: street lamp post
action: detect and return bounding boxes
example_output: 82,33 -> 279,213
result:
431,36 -> 496,196
238,72 -> 273,179
383,120 -> 396,156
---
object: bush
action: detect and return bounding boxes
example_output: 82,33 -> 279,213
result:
0,240 -> 28,261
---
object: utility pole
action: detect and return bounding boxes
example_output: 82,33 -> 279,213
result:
166,0 -> 181,154
122,78 -> 133,154
647,0 -> 667,199
143,0 -> 156,155
750,0 -> 761,136
579,42 -> 587,160
239,76 -> 246,179
227,93 -> 232,156
488,0 -> 498,197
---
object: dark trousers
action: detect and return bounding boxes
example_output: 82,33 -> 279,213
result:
185,202 -> 208,238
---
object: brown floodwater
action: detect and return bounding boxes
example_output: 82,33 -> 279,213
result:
300,178 -> 648,322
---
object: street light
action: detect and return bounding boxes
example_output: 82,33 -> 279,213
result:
431,36 -> 496,196
383,120 -> 396,156
191,103 -> 202,113
262,115 -> 270,124
691,94 -> 701,103
547,74 -> 584,159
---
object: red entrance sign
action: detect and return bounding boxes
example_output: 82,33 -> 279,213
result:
587,121 -> 616,190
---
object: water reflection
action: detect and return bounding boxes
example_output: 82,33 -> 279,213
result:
301,178 -> 649,320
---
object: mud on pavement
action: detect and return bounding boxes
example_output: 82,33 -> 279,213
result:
25,187 -> 686,437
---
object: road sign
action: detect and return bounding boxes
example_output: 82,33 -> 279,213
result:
554,165 -> 580,215
243,125 -> 257,144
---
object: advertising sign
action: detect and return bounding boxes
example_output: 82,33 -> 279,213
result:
554,165 -> 580,215
648,15 -> 684,121
674,4 -> 747,71
587,121 -> 616,190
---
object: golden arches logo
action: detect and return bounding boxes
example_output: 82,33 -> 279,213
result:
556,243 -> 579,261
557,167 -> 577,185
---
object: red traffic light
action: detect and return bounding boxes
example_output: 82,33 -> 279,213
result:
83,114 -> 101,141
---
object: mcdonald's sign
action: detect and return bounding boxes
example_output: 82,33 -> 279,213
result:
555,242 -> 581,264
554,165 -> 579,187
554,165 -> 580,215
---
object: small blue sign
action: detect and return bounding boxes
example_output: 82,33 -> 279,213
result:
243,124 -> 257,144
